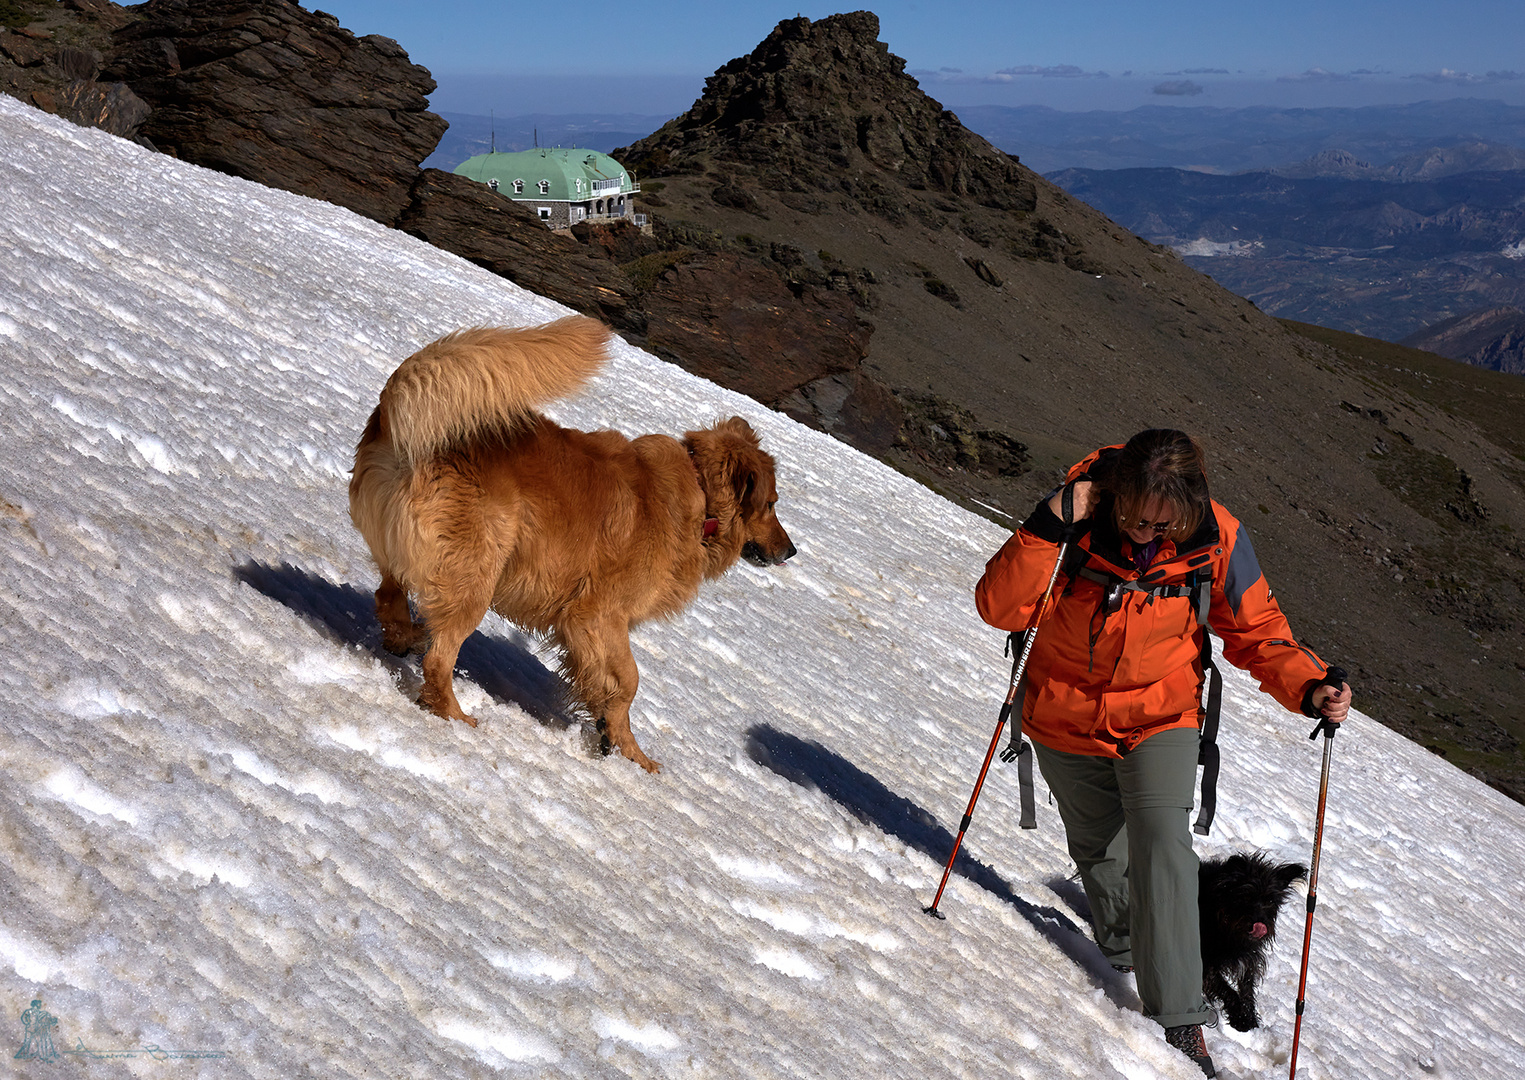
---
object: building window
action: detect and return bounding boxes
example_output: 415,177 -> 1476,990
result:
487,178 -> 499,191
512,179 -> 524,194
538,207 -> 551,220
538,180 -> 550,195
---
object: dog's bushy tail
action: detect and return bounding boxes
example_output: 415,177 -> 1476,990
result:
379,315 -> 611,463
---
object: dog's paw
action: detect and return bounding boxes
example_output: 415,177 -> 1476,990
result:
593,718 -> 660,773
417,688 -> 478,728
1225,1008 -> 1260,1032
624,747 -> 661,774
381,625 -> 428,656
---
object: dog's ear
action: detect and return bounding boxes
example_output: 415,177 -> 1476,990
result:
1277,863 -> 1309,890
734,469 -> 756,502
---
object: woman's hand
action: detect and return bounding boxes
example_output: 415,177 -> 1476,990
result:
1311,682 -> 1352,725
1047,479 -> 1099,524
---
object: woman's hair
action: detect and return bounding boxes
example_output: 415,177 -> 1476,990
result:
1097,428 -> 1210,542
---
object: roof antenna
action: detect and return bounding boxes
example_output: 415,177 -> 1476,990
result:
490,109 -> 496,154
534,126 -> 539,148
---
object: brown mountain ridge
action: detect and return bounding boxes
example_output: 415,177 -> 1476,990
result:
6,2 -> 1523,801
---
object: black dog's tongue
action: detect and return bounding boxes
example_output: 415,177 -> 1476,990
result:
1251,922 -> 1269,940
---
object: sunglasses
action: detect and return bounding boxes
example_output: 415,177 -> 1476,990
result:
1131,519 -> 1173,535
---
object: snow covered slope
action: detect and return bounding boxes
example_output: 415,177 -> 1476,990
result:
1,95 -> 1522,1078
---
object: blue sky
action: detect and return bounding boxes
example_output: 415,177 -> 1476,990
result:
315,1 -> 1525,115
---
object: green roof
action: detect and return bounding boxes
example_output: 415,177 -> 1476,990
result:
453,148 -> 636,202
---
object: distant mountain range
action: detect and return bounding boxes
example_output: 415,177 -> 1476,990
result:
422,112 -> 673,171
420,100 -> 1525,179
1274,142 -> 1525,180
952,98 -> 1525,174
1401,306 -> 1525,374
1049,163 -> 1525,343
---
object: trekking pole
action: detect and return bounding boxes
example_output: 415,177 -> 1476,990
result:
1289,666 -> 1346,1080
924,489 -> 1076,920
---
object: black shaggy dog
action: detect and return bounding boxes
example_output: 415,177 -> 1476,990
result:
1198,852 -> 1307,1031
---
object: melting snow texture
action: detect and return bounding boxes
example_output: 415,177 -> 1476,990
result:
1,95 -> 1523,1078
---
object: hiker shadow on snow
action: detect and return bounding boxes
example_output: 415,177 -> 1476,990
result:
745,724 -> 1141,1010
234,561 -> 572,729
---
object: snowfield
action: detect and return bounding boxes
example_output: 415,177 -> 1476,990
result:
2,94 -> 1523,1078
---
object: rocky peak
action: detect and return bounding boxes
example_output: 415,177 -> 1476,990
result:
622,11 -> 1034,213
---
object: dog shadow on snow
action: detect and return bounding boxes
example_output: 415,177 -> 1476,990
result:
235,561 -> 572,729
745,724 -> 1139,1009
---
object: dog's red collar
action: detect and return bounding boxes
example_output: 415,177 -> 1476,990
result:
688,444 -> 720,540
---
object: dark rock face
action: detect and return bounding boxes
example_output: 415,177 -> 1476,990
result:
55,75 -> 148,135
621,11 -> 1036,217
891,392 -> 1031,478
638,252 -> 868,401
777,372 -> 903,457
103,0 -> 445,225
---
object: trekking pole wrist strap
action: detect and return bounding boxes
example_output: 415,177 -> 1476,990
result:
998,630 -> 1038,828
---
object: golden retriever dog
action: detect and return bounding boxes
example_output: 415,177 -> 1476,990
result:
349,315 -> 795,772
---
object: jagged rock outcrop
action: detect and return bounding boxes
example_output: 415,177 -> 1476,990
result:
102,0 -> 445,225
0,0 -> 145,135
620,12 -> 1036,218
1273,148 -> 1382,180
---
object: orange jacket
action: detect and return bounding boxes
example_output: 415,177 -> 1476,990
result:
975,447 -> 1331,758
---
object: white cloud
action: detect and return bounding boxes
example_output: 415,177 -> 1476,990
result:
1406,68 -> 1485,84
994,64 -> 1110,79
1278,67 -> 1356,83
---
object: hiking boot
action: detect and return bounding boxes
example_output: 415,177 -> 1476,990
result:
1164,1024 -> 1216,1077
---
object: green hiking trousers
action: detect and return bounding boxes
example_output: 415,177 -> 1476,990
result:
1033,726 -> 1216,1029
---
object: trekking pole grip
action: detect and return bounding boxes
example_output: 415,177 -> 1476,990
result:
1307,666 -> 1348,741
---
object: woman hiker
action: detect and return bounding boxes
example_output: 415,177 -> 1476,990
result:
974,428 -> 1351,1077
